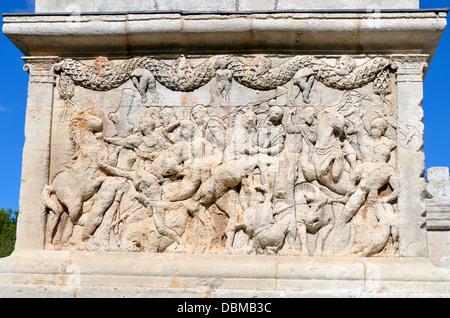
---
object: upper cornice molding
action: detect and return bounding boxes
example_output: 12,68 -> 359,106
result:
3,10 -> 447,65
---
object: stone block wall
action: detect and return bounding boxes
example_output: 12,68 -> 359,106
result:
426,167 -> 450,266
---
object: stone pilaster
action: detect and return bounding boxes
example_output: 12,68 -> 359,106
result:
392,54 -> 429,257
15,57 -> 59,251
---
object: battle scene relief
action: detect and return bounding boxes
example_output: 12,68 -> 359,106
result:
41,54 -> 400,257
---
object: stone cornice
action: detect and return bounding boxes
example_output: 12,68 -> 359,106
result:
3,11 -> 447,64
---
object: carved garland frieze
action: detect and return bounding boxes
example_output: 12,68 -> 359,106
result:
54,55 -> 393,103
41,54 -> 402,257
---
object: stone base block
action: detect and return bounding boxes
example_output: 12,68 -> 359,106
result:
1,250 -> 449,298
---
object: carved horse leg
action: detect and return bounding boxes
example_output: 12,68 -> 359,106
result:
45,211 -> 63,248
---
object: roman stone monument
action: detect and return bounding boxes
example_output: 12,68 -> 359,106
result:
1,0 -> 449,297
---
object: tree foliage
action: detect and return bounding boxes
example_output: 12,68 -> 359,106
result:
0,208 -> 18,258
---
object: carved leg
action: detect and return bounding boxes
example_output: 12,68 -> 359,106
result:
314,221 -> 333,256
313,205 -> 335,256
216,190 -> 243,252
45,211 -> 63,248
67,198 -> 83,224
278,214 -> 299,255
318,152 -> 339,181
48,190 -> 82,246
51,197 -> 82,247
225,223 -> 245,254
153,206 -> 184,247
293,183 -> 310,255
331,158 -> 343,183
391,225 -> 400,256
296,220 -> 310,255
291,69 -> 315,104
338,188 -> 367,225
60,219 -> 74,246
296,75 -> 315,104
82,179 -> 121,241
293,187 -> 310,255
131,77 -> 146,103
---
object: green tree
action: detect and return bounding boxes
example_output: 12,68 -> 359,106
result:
0,208 -> 18,258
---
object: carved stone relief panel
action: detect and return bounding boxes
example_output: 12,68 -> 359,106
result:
42,54 -> 400,257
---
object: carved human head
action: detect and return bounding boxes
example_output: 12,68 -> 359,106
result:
139,115 -> 156,135
159,107 -> 175,126
191,104 -> 209,125
268,106 -> 284,122
250,56 -> 272,75
242,109 -> 257,129
93,56 -> 113,75
215,56 -> 229,69
205,119 -> 226,147
370,118 -> 388,138
302,106 -> 316,125
174,55 -> 191,73
335,56 -> 357,76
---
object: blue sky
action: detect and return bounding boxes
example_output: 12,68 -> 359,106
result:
0,1 -> 449,212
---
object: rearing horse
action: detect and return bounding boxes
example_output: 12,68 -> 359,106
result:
41,109 -> 122,248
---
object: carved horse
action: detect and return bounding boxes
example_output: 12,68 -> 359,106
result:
41,109 -> 121,248
226,186 -> 297,255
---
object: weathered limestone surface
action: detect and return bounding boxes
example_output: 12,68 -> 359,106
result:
426,167 -> 450,268
1,0 -> 449,297
1,250 -> 449,298
3,11 -> 445,60
34,0 -> 420,13
427,167 -> 450,206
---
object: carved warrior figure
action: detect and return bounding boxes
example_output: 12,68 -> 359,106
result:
339,144 -> 400,256
41,54 -> 400,257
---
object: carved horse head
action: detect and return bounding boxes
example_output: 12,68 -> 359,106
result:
69,109 -> 104,154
